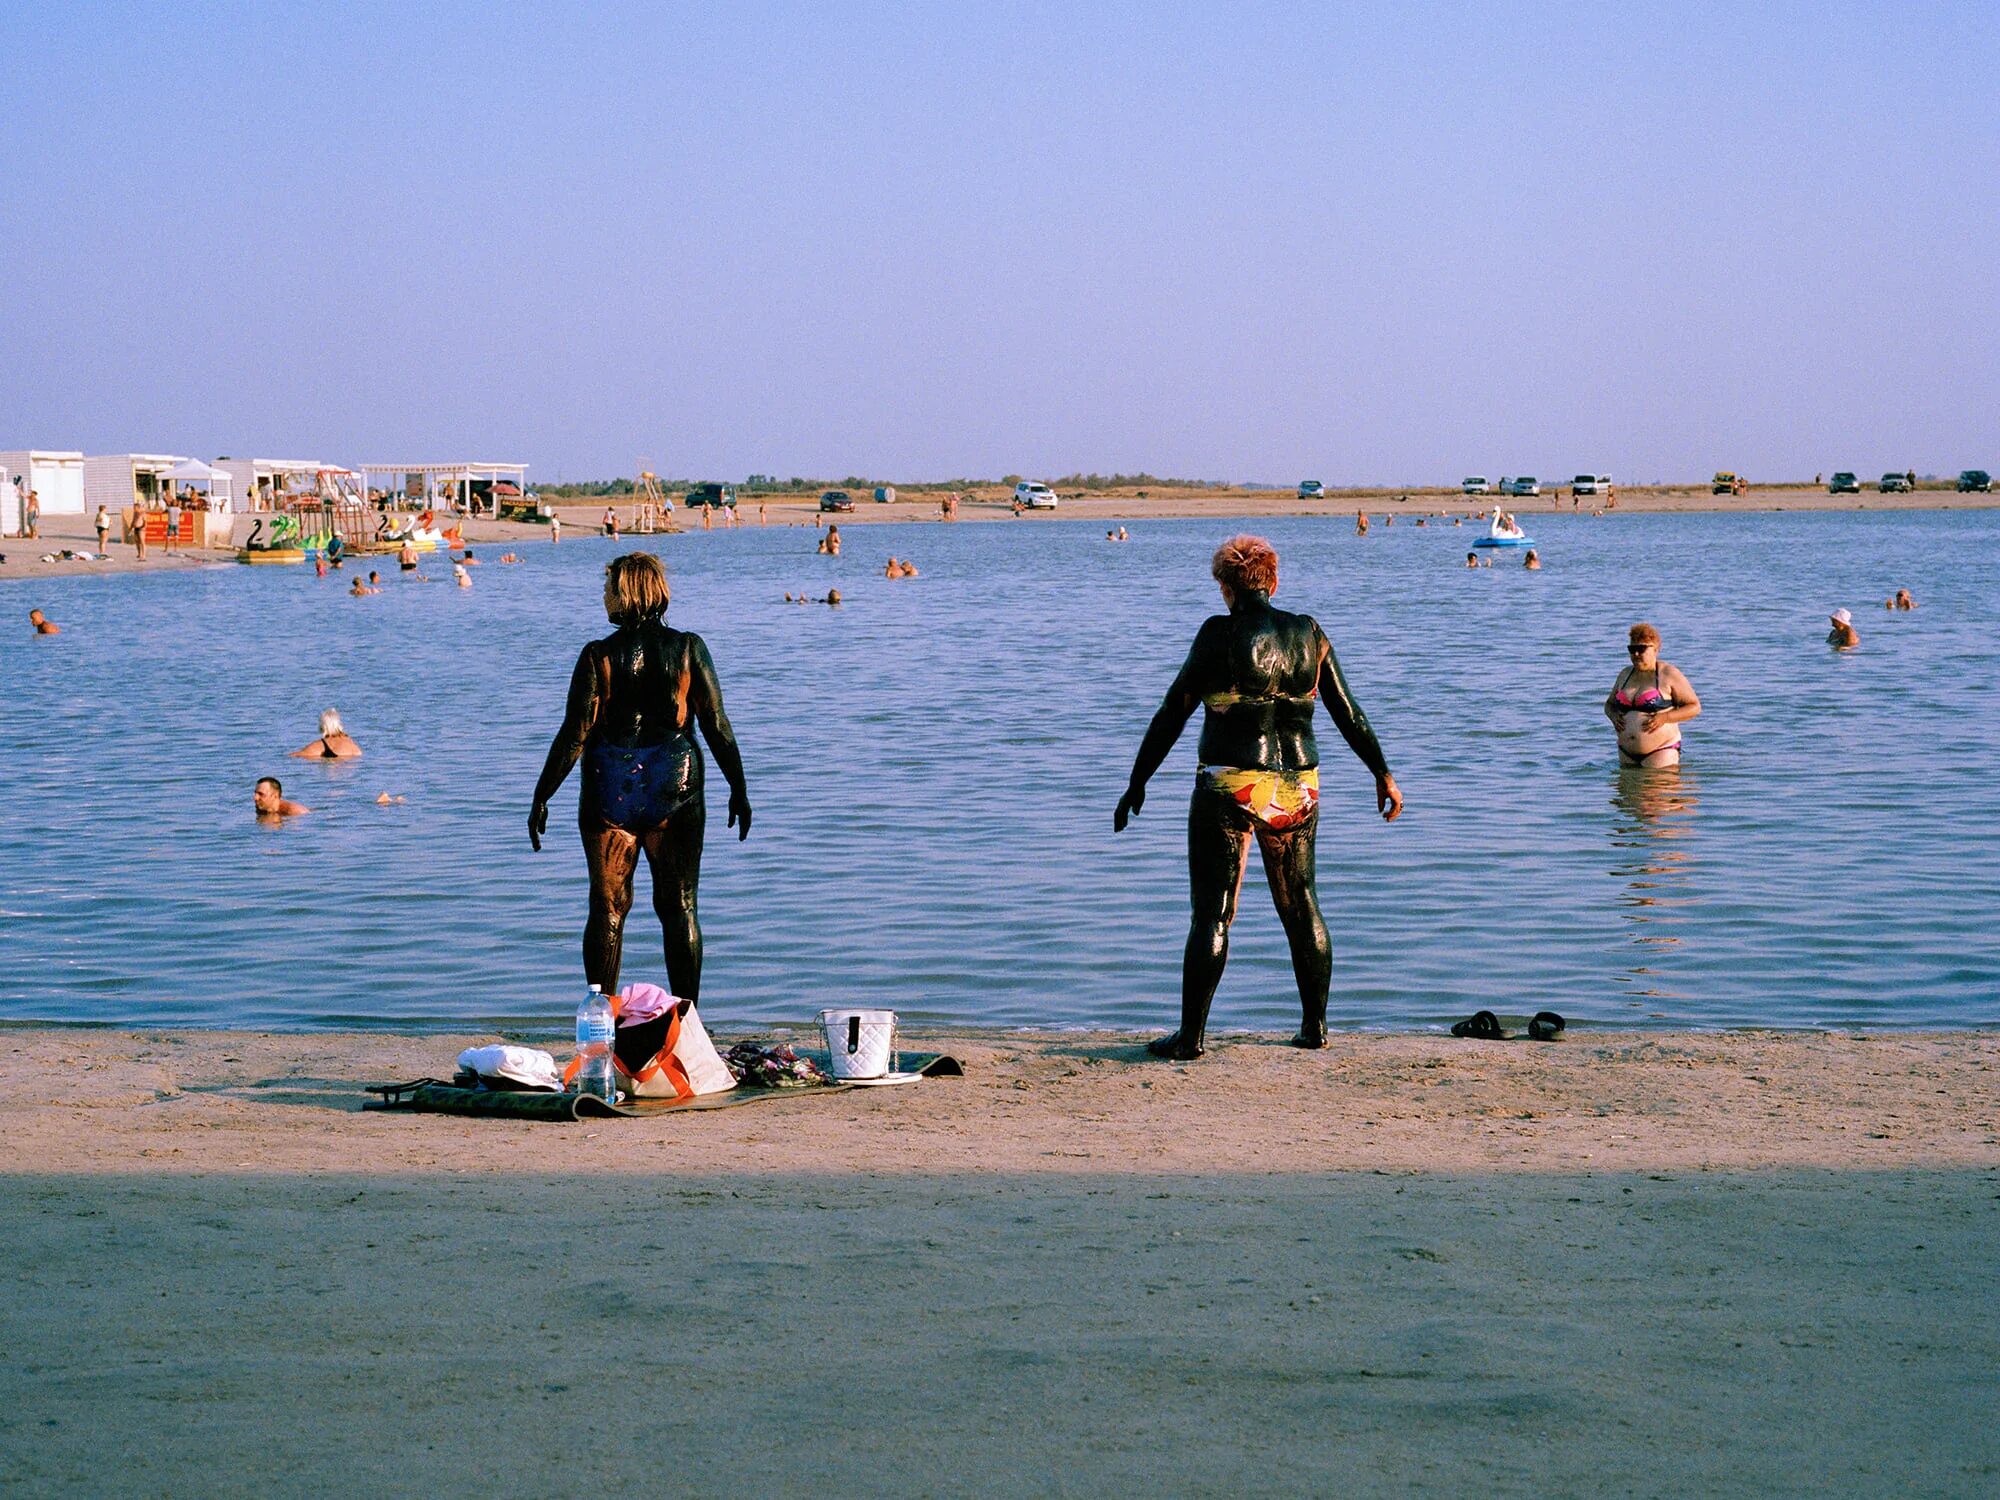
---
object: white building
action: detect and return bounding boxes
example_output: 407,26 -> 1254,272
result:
83,453 -> 190,514
0,450 -> 87,518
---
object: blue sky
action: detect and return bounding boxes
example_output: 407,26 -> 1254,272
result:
3,1 -> 1994,483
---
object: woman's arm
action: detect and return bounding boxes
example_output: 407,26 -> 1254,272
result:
528,646 -> 600,850
1115,625 -> 1212,830
287,740 -> 322,759
688,635 -> 751,840
1651,666 -> 1701,729
1316,628 -> 1402,820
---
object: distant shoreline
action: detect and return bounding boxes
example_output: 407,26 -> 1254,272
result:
4,486 -> 1993,584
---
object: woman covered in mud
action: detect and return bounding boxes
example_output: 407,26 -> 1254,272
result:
1114,535 -> 1402,1060
529,553 -> 751,998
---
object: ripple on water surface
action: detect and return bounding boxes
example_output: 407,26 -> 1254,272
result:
2,509 -> 1996,1031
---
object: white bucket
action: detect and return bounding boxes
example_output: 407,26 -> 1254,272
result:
818,1008 -> 897,1080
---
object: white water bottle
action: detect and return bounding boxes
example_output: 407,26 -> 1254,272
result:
575,984 -> 616,1101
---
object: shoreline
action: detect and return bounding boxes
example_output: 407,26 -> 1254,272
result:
5,487 -> 1993,585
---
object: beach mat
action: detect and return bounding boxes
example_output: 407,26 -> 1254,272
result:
365,1053 -> 962,1122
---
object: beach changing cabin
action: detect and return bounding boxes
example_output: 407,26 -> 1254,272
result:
0,450 -> 87,518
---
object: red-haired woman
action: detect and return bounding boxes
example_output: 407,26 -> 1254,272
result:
1115,535 -> 1402,1059
529,553 -> 751,997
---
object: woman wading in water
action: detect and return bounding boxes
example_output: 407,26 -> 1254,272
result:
1115,536 -> 1402,1059
529,553 -> 751,998
1605,622 -> 1700,768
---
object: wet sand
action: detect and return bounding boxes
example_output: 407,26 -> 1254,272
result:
3,1027 -> 1995,1495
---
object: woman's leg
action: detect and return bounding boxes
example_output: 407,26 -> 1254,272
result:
640,796 -> 707,1001
1152,792 -> 1252,1059
581,821 -> 641,993
1255,813 -> 1333,1047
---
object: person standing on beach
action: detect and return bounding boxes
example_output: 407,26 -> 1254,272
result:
24,488 -> 40,539
130,504 -> 148,560
550,512 -> 562,544
528,552 -> 752,998
165,502 -> 181,552
1114,535 -> 1402,1059
94,505 -> 110,552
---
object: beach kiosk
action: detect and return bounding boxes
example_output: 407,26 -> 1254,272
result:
359,462 -> 529,519
214,458 -> 341,513
85,454 -> 238,548
0,450 -> 87,519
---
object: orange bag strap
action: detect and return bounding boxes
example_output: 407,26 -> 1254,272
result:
615,1005 -> 694,1101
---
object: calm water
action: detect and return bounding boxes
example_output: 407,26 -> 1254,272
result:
2,508 -> 1996,1034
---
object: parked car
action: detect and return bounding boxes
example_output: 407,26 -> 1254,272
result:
818,489 -> 855,513
1827,472 -> 1860,494
1956,469 -> 1991,493
685,482 -> 736,509
1461,476 -> 1491,495
1014,481 -> 1059,510
1570,474 -> 1610,497
1298,480 -> 1325,499
1878,473 -> 1911,493
1712,472 -> 1746,496
1502,476 -> 1541,497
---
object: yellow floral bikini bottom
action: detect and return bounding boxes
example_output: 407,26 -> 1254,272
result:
1198,767 -> 1321,831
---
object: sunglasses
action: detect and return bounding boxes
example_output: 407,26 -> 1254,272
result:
1627,643 -> 1655,653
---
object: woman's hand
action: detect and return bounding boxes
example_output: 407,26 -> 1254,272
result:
1114,784 -> 1145,831
728,789 -> 753,840
1376,773 -> 1404,822
528,800 -> 548,852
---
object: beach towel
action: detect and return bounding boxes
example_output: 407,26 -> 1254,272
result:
364,1053 -> 962,1122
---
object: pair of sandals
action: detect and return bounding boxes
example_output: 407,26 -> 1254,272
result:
1450,1010 -> 1565,1042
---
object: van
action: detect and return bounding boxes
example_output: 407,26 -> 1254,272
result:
685,482 -> 736,509
1570,474 -> 1610,497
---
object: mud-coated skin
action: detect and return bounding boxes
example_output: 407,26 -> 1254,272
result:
530,617 -> 750,998
1118,591 -> 1390,1059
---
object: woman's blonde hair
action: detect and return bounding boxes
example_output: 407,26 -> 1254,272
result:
319,708 -> 345,737
605,553 -> 670,625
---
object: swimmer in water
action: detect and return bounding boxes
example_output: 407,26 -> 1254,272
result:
1524,549 -> 1541,569
1828,608 -> 1859,649
1465,552 -> 1478,568
499,553 -> 520,564
349,576 -> 377,596
454,563 -> 472,588
254,776 -> 310,820
1605,623 -> 1700,768
529,553 -> 752,997
1115,535 -> 1402,1059
28,608 -> 59,635
1895,588 -> 1915,610
291,709 -> 363,759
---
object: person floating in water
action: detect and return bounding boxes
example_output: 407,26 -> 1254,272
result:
291,709 -> 362,759
1605,623 -> 1700,768
253,777 -> 310,820
1524,549 -> 1541,569
1114,535 -> 1403,1060
1827,608 -> 1859,649
28,608 -> 59,635
529,553 -> 752,998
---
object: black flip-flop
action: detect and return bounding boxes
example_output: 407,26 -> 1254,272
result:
1527,1011 -> 1566,1042
1450,1010 -> 1508,1040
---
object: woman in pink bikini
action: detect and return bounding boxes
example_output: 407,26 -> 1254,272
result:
1605,622 -> 1701,768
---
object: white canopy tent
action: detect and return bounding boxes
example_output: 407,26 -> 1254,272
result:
164,457 -> 235,512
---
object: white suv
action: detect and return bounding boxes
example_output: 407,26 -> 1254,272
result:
1502,476 -> 1541,497
1461,476 -> 1490,495
1014,482 -> 1059,509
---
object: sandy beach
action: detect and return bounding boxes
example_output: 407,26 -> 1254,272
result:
4,1026 -> 1995,1495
